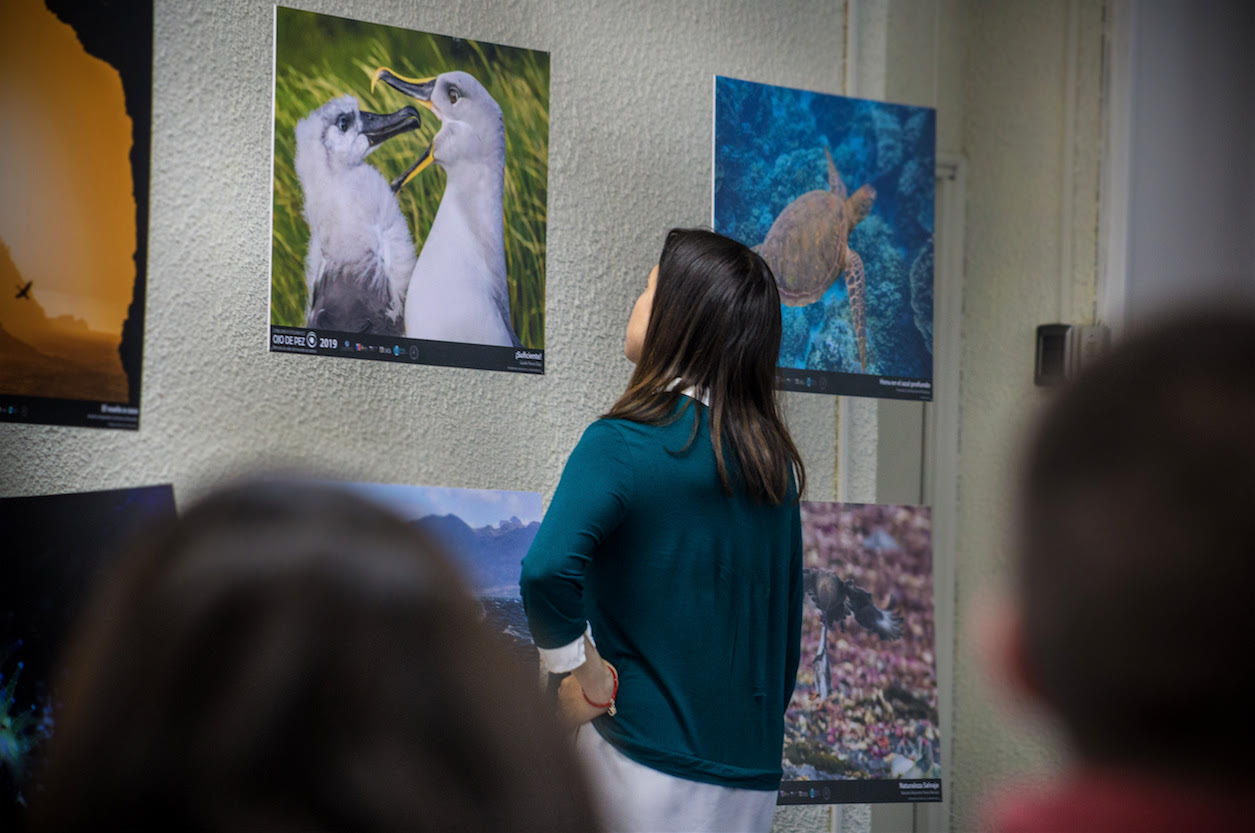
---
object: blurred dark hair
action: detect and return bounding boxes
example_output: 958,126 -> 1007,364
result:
28,481 -> 600,833
605,228 -> 805,503
1017,306 -> 1255,776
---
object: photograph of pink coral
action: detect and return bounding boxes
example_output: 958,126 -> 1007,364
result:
779,501 -> 941,805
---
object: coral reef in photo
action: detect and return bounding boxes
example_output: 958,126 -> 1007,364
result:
910,240 -> 934,351
714,78 -> 935,380
0,643 -> 55,810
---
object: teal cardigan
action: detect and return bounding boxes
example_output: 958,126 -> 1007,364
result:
520,398 -> 802,790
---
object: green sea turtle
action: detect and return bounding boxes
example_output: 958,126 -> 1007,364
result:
756,147 -> 876,369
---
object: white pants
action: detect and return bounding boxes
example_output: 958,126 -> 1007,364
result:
574,725 -> 777,833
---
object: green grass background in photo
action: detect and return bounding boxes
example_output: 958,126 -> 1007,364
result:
272,6 -> 549,350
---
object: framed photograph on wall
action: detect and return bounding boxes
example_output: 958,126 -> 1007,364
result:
270,7 -> 550,374
714,76 -> 935,400
780,501 -> 942,805
0,0 -> 152,429
333,481 -> 543,677
1,484 -> 176,824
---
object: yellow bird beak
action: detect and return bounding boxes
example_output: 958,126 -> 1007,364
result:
371,66 -> 441,192
391,144 -> 435,194
373,66 -> 437,112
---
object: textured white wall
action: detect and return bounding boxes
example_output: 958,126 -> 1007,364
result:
2,3 -> 1117,831
950,1 -> 1104,831
0,0 -> 845,830
1,0 -> 842,503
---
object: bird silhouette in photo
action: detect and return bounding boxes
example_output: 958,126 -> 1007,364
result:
802,566 -> 902,699
14,281 -> 32,300
295,96 -> 423,336
373,68 -> 522,348
803,567 -> 902,640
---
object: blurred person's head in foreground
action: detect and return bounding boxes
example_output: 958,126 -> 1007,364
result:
28,480 -> 600,833
985,305 -> 1255,831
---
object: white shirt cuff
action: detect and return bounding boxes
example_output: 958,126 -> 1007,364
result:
537,623 -> 595,674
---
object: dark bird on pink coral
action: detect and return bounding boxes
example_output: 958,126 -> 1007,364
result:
803,566 -> 902,700
803,567 -> 902,640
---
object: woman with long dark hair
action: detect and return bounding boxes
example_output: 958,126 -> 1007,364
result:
521,228 -> 805,832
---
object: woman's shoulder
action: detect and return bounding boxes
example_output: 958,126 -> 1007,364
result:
574,415 -> 689,466
577,416 -> 647,451
570,417 -> 635,455
587,411 -> 689,443
587,411 -> 662,431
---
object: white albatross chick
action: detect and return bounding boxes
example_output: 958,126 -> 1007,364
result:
294,95 -> 421,335
375,69 -> 521,348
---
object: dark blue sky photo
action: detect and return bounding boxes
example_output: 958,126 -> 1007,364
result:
714,76 -> 936,385
1,484 -> 175,821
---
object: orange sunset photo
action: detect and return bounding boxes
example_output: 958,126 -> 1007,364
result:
0,0 -> 150,419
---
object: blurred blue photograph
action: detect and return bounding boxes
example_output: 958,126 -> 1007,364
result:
1,484 -> 176,822
713,76 -> 935,400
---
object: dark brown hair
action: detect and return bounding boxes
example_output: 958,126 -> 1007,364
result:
29,481 -> 601,833
1017,306 -> 1255,776
605,228 -> 805,503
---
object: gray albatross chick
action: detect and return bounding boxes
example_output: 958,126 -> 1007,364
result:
295,95 -> 422,335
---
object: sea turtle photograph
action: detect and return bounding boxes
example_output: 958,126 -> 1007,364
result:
713,76 -> 935,398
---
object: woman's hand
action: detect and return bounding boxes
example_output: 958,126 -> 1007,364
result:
557,668 -> 615,727
557,634 -> 618,727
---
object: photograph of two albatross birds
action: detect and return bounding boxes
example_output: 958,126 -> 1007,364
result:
270,7 -> 548,374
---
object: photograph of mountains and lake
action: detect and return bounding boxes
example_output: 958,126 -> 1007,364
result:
336,482 -> 542,676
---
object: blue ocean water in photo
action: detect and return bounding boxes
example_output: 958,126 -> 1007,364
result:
714,77 -> 936,380
481,596 -> 538,679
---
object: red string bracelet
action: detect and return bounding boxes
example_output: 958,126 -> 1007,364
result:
582,661 -> 618,716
